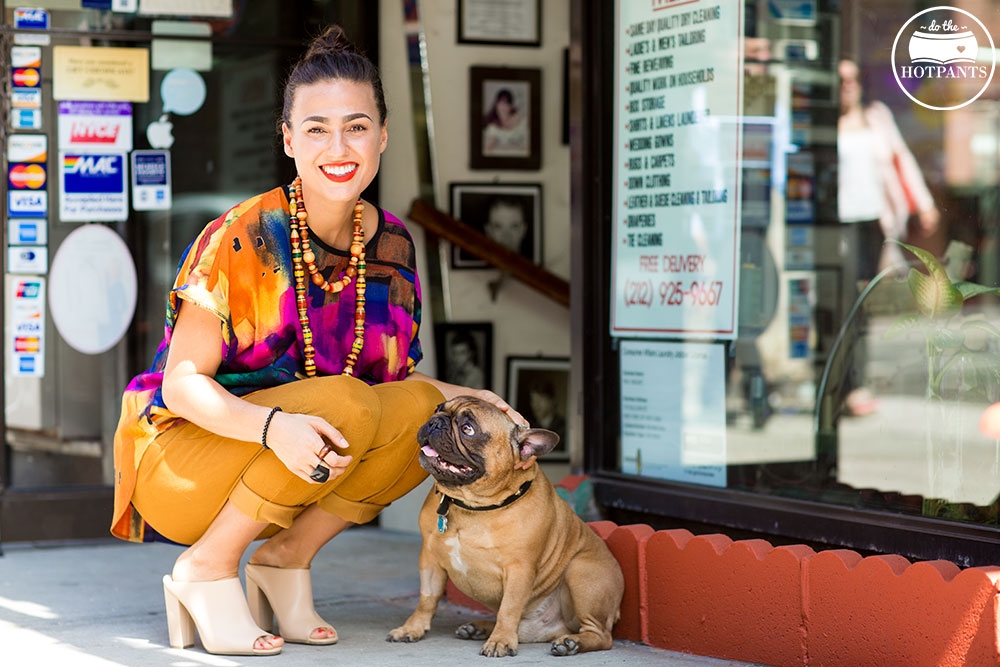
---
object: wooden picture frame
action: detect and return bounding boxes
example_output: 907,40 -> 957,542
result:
435,321 -> 494,391
457,0 -> 541,47
469,66 -> 542,171
506,356 -> 570,459
448,181 -> 543,269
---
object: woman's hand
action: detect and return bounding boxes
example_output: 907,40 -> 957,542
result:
264,411 -> 353,484
917,206 -> 940,236
407,372 -> 529,427
456,387 -> 529,427
163,301 -> 352,484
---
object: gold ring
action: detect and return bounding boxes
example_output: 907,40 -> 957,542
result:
317,442 -> 334,461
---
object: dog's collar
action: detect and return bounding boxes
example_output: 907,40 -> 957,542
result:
436,479 -> 533,533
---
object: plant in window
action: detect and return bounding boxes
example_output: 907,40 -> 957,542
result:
885,239 -> 1000,522
885,240 -> 1000,402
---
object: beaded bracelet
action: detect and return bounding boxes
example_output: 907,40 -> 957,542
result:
262,406 -> 282,449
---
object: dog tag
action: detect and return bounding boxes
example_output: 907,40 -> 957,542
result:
436,493 -> 451,533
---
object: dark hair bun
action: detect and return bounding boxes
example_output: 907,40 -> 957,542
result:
279,23 -> 387,128
304,25 -> 359,60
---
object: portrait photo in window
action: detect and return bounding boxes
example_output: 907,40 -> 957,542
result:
469,66 -> 541,170
435,322 -> 494,391
449,182 -> 542,269
506,356 -> 570,459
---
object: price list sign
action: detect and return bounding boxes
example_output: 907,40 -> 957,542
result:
611,0 -> 743,339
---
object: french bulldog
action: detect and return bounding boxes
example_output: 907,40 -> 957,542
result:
386,396 -> 624,657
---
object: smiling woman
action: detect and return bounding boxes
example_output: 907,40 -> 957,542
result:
111,23 -> 527,659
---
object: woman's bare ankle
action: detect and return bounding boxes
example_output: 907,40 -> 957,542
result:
249,537 -> 311,570
171,547 -> 241,582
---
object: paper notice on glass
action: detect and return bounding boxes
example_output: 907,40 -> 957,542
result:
139,0 -> 232,17
619,339 -> 727,487
611,1 -> 744,339
59,153 -> 128,222
47,225 -> 137,355
151,20 -> 213,71
131,150 -> 172,211
52,46 -> 149,102
460,0 -> 539,44
57,101 -> 134,153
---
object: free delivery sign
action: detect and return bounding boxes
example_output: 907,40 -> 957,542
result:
59,152 -> 128,221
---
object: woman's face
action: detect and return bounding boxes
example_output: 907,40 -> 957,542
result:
496,97 -> 513,123
839,60 -> 862,111
282,78 -> 387,207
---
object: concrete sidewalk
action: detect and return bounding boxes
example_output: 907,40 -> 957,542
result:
0,527 -> 762,666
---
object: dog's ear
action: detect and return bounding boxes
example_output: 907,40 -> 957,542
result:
513,427 -> 560,469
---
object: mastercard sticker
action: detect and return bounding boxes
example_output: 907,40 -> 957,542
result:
12,68 -> 41,88
15,337 -> 41,354
8,163 -> 47,190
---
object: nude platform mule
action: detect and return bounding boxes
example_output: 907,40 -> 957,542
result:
162,574 -> 282,655
245,563 -> 339,645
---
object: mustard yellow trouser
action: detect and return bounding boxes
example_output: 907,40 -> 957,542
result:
131,376 -> 444,546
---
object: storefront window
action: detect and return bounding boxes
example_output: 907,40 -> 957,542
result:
584,1 -> 1000,559
1,1 -> 376,541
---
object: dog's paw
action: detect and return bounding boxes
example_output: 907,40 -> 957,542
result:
550,637 -> 580,656
386,626 -> 426,643
455,622 -> 491,640
480,638 -> 518,657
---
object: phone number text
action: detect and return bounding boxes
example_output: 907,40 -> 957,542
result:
624,280 -> 724,307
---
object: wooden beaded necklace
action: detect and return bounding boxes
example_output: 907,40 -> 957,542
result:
287,176 -> 367,377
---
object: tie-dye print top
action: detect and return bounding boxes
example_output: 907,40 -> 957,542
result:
111,186 -> 423,541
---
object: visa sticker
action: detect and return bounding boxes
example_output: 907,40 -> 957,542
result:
8,190 -> 47,217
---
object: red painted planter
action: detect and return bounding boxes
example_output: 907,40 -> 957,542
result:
441,477 -> 1000,665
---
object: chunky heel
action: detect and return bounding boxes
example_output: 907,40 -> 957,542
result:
245,563 -> 337,645
163,575 -> 195,648
161,574 -> 282,656
246,574 -> 275,632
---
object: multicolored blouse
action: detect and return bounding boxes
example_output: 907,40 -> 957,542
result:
111,186 -> 424,542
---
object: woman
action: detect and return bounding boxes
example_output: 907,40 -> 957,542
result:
837,58 -> 939,416
112,26 -> 524,656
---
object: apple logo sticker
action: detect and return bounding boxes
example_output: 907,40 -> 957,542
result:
147,113 -> 174,149
147,67 -> 208,149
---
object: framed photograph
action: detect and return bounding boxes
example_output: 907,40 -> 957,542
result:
457,0 -> 541,47
449,182 -> 542,269
469,66 -> 541,171
506,356 -> 570,459
435,322 -> 494,391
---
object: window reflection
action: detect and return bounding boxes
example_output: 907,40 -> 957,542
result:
717,2 -> 1000,527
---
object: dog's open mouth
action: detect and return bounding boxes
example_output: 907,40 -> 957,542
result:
420,445 -> 483,486
420,445 -> 475,476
